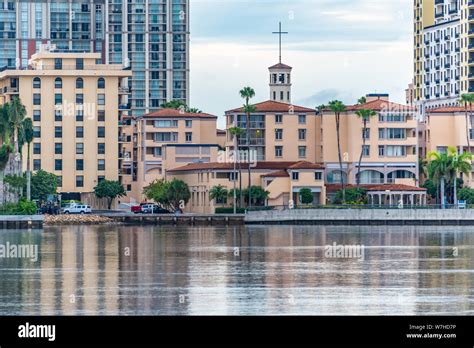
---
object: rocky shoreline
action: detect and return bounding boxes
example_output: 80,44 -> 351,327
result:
44,214 -> 120,225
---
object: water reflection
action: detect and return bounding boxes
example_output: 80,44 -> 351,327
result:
0,225 -> 473,315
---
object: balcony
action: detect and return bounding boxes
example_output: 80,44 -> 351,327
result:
435,11 -> 444,18
238,138 -> 265,146
236,121 -> 265,129
119,103 -> 131,110
118,135 -> 131,142
118,86 -> 130,94
444,62 -> 451,68
2,87 -> 18,94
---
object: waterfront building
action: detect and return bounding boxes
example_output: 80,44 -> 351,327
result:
0,49 -> 131,201
167,161 -> 326,214
319,94 -> 419,188
0,0 -> 189,116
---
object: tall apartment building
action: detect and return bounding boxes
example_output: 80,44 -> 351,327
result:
0,50 -> 131,200
0,0 -> 189,116
413,0 -> 474,110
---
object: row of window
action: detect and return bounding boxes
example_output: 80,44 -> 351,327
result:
32,77 -> 105,89
33,143 -> 106,155
274,146 -> 307,158
33,93 -> 106,106
33,126 -> 106,138
32,110 -> 106,122
275,129 -> 307,141
153,119 -> 193,128
40,159 -> 107,171
154,132 -> 192,142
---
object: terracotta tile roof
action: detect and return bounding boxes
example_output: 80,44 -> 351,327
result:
326,184 -> 426,193
288,161 -> 325,170
261,170 -> 290,178
268,63 -> 292,69
427,106 -> 467,113
168,161 -> 324,173
142,108 -> 217,119
226,100 -> 315,114
345,99 -> 415,112
366,184 -> 426,192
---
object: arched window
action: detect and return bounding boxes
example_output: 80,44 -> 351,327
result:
97,77 -> 105,89
54,77 -> 62,89
76,78 -> 83,89
33,77 -> 41,89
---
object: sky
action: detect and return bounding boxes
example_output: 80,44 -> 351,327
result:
189,0 -> 413,127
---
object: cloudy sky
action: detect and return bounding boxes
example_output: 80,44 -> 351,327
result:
189,0 -> 413,126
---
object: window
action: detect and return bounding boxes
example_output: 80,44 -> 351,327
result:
76,58 -> 84,70
76,94 -> 84,104
362,145 -> 370,157
33,159 -> 41,171
76,159 -> 84,171
76,126 -> 84,138
33,77 -> 41,88
154,120 -> 178,128
280,91 -> 284,100
54,143 -> 62,154
54,126 -> 62,138
386,145 -> 406,157
76,110 -> 83,122
33,126 -> 41,138
298,146 -> 307,158
275,146 -> 283,157
378,145 -> 385,157
57,176 -> 62,187
55,109 -> 62,122
362,128 -> 370,139
437,146 -> 448,154
315,172 -> 322,181
98,143 -> 105,154
33,110 -> 41,121
97,94 -> 105,105
54,94 -> 62,105
33,143 -> 41,155
76,176 -> 84,188
54,159 -> 62,171
97,110 -> 105,122
54,77 -> 62,89
33,94 -> 41,105
185,132 -> 192,142
76,143 -> 84,154
185,120 -> 192,128
154,132 -> 178,142
54,58 -> 62,70
299,115 -> 306,124
298,129 -> 306,140
98,176 -> 105,184
76,78 -> 84,89
98,159 -> 105,171
97,77 -> 105,89
98,127 -> 105,138
275,129 -> 283,140
275,114 -> 283,123
292,172 -> 300,181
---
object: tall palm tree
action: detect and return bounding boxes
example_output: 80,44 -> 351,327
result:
316,104 -> 326,115
8,97 -> 26,175
209,185 -> 229,205
229,126 -> 245,212
239,86 -> 256,209
460,93 -> 474,155
355,109 -> 377,186
449,147 -> 472,206
427,150 -> 451,209
328,100 -> 347,203
21,118 -> 34,201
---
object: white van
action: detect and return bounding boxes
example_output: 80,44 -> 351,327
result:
62,204 -> 92,214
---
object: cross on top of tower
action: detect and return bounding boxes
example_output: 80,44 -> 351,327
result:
272,22 -> 288,64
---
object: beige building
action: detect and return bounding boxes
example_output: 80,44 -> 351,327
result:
320,94 -> 419,187
125,108 -> 221,202
0,49 -> 131,202
167,161 -> 326,214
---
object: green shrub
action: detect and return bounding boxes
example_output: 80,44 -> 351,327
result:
0,198 -> 37,215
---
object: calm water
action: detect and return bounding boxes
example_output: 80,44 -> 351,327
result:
0,225 -> 473,315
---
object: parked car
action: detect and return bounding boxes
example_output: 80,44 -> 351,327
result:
132,203 -> 170,214
131,205 -> 142,214
62,204 -> 92,214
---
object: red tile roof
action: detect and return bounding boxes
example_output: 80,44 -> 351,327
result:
427,106 -> 466,113
288,161 -> 325,170
261,170 -> 290,178
142,108 -> 217,119
345,99 -> 415,112
169,161 -> 324,173
226,100 -> 315,114
268,63 -> 292,70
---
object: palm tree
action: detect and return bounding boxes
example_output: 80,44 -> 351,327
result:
239,86 -> 256,209
21,118 -> 34,201
229,126 -> 245,212
355,109 -> 377,186
210,185 -> 229,206
460,94 -> 474,155
316,104 -> 326,115
8,97 -> 26,175
358,96 -> 367,105
427,150 -> 451,209
449,147 -> 472,206
328,100 -> 347,203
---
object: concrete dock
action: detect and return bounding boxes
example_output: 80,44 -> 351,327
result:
0,215 -> 44,229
